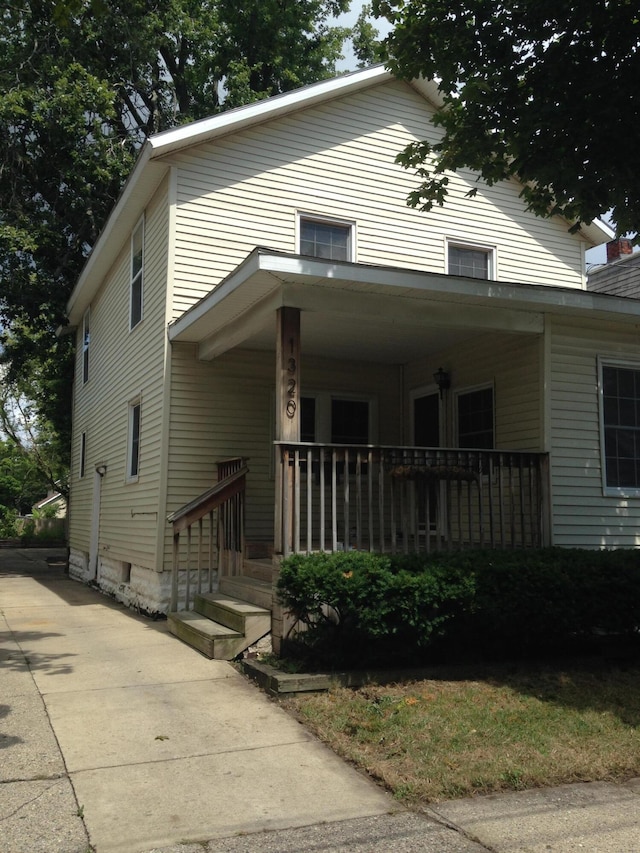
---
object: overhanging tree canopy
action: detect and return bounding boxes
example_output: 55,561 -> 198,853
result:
377,0 -> 639,239
0,0 -> 374,462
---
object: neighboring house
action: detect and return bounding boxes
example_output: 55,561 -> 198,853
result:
588,239 -> 640,298
25,489 -> 67,542
67,65 -> 640,656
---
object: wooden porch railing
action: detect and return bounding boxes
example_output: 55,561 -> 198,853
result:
276,443 -> 549,557
168,458 -> 248,611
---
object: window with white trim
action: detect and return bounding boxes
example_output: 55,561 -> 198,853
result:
301,393 -> 374,444
601,362 -> 640,491
130,218 -> 144,329
127,399 -> 141,480
299,215 -> 353,262
447,242 -> 494,279
82,309 -> 90,384
456,386 -> 494,449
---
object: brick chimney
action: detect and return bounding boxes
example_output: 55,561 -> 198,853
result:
606,239 -> 634,263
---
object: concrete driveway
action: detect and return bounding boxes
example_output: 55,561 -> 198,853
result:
0,548 -> 395,852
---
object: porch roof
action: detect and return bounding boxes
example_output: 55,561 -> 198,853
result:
168,249 -> 640,363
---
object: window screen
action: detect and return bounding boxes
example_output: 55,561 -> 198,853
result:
457,387 -> 494,449
602,365 -> 640,489
449,245 -> 490,279
300,219 -> 351,261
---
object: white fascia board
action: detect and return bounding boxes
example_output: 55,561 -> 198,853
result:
148,66 -> 392,159
266,255 -> 640,319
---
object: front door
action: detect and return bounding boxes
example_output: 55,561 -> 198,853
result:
412,390 -> 441,536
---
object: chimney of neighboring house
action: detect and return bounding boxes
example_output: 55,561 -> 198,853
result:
606,239 -> 634,263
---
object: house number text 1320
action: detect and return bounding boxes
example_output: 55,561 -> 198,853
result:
286,342 -> 297,419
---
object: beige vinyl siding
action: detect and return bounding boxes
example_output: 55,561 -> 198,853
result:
69,418 -> 92,548
164,345 -> 401,564
170,79 -> 585,319
549,319 -> 640,548
69,177 -> 170,569
403,332 -> 542,450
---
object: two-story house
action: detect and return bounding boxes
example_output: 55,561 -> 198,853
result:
67,66 -> 640,657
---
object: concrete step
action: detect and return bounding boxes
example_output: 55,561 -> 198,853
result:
167,611 -> 245,660
243,558 -> 273,583
194,592 -> 270,647
219,575 -> 272,610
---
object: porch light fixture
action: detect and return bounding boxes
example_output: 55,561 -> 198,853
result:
433,367 -> 451,398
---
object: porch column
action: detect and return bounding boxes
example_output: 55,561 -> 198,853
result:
275,306 -> 301,442
275,307 -> 300,556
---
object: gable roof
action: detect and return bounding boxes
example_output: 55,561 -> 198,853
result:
66,65 -> 613,323
33,491 -> 66,511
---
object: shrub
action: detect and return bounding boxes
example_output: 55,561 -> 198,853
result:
277,551 -> 475,667
461,548 -> 640,653
277,548 -> 640,668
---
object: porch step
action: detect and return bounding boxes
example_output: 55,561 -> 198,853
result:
243,557 -> 273,583
168,592 -> 271,660
219,575 -> 272,610
167,611 -> 244,660
195,592 -> 271,643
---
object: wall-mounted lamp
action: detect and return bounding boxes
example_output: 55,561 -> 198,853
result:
433,367 -> 451,398
95,464 -> 107,476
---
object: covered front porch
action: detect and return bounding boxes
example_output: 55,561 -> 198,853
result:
166,440 -> 548,657
165,249 -> 554,654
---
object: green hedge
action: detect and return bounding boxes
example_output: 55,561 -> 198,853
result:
276,549 -> 640,668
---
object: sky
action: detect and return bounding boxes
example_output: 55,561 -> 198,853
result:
334,2 -> 392,71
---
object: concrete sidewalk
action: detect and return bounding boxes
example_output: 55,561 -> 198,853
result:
1,548 -> 639,853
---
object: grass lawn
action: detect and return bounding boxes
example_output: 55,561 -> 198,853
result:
281,660 -> 640,804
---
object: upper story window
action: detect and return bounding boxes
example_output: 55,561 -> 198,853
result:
600,361 -> 640,492
457,386 -> 495,449
130,217 -> 144,329
299,215 -> 354,262
82,309 -> 90,384
447,242 -> 495,280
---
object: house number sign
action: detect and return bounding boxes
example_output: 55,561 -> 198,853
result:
286,351 -> 297,419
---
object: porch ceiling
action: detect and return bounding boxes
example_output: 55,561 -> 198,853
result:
168,249 -> 640,363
